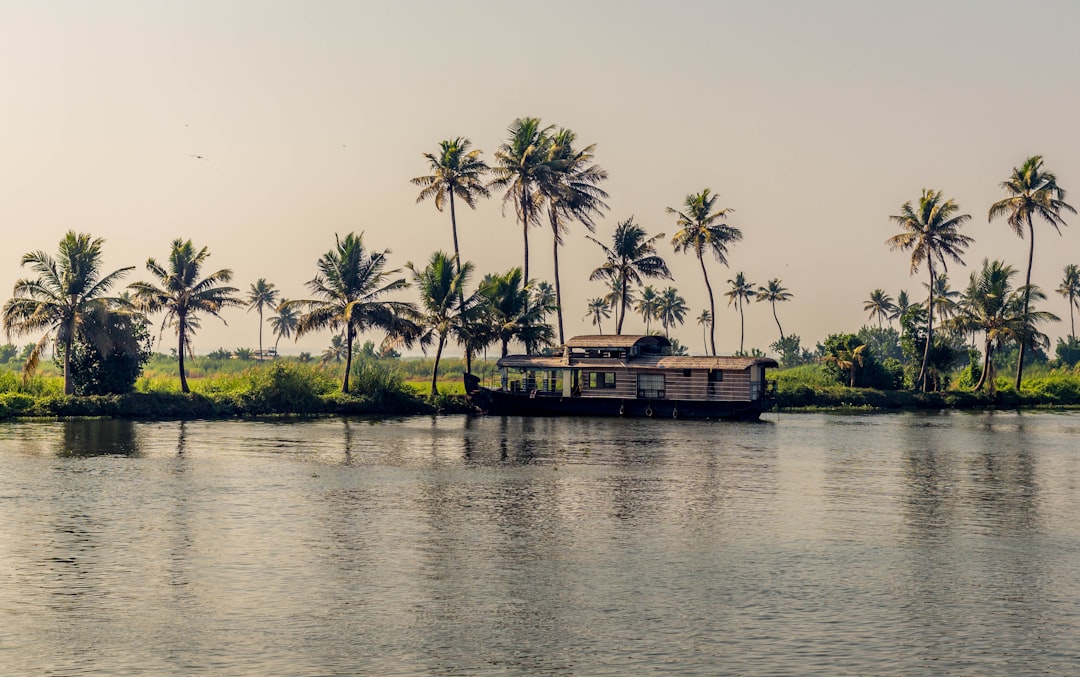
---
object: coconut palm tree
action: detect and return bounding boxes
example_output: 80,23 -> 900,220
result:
924,274 -> 961,327
668,189 -> 742,356
696,309 -> 712,354
864,289 -> 895,329
489,117 -> 555,303
951,259 -> 1026,392
476,268 -> 554,357
989,155 -> 1076,388
891,290 -> 913,325
757,278 -> 792,340
583,297 -> 611,335
823,344 -> 866,388
321,334 -> 349,364
407,251 -> 481,398
587,217 -> 672,335
269,302 -> 298,353
724,272 -> 755,354
246,278 -> 280,356
887,189 -> 973,392
1056,264 -> 1080,339
635,285 -> 660,334
537,128 -> 609,344
2,231 -> 134,394
657,287 -> 689,338
287,232 -> 417,393
128,239 -> 240,393
411,138 -> 490,274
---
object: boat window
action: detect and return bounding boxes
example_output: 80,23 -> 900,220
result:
636,373 -> 665,399
682,369 -> 692,377
588,372 -> 616,389
709,370 -> 724,382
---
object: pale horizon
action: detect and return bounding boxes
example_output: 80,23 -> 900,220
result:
3,1 -> 1079,359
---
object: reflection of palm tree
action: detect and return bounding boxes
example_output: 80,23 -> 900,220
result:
989,155 -> 1075,388
587,217 -> 671,335
757,278 -> 792,340
1057,264 -> 1080,338
538,128 -> 609,344
864,289 -> 895,329
584,297 -> 611,335
246,278 -> 280,356
2,231 -> 133,394
411,138 -> 490,274
269,303 -> 298,353
887,189 -> 972,392
288,233 -> 416,393
129,239 -> 240,393
657,287 -> 688,338
696,310 -> 712,354
725,272 -> 755,354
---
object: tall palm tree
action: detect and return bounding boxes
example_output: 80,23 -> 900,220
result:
696,309 -> 712,354
657,287 -> 689,338
891,290 -> 913,325
864,289 -> 895,329
1057,264 -> 1080,339
246,278 -> 280,356
411,138 -> 490,273
635,285 -> 660,334
129,239 -> 240,393
489,117 -> 555,305
757,278 -> 792,341
287,233 -> 417,393
538,128 -> 609,344
724,272 -> 755,354
269,302 -> 299,353
587,217 -> 672,334
2,231 -> 134,394
989,155 -> 1075,388
887,189 -> 973,392
668,189 -> 742,355
583,297 -> 611,335
476,268 -> 554,357
407,251 -> 481,398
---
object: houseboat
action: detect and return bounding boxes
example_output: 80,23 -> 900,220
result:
464,335 -> 778,420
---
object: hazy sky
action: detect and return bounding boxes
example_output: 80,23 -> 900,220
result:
3,0 -> 1079,357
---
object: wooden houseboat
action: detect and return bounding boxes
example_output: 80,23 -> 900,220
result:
464,335 -> 778,420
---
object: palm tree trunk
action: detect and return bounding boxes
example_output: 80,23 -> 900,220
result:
917,265 -> 934,392
616,279 -> 627,335
699,254 -> 717,356
341,325 -> 354,393
449,190 -> 461,272
551,214 -> 565,345
519,188 -> 530,317
738,300 -> 745,354
63,330 -> 74,396
178,318 -> 190,394
430,335 -> 445,398
258,307 -> 264,355
974,337 -> 992,391
1015,215 -> 1036,389
772,301 -> 784,341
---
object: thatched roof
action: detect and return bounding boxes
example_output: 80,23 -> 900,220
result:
564,335 -> 671,349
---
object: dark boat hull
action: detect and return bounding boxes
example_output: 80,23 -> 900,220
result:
464,374 -> 771,421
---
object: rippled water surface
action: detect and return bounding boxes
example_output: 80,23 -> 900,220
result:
2,412 -> 1080,675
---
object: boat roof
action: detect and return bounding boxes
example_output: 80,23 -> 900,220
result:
498,354 -> 779,370
564,334 -> 670,349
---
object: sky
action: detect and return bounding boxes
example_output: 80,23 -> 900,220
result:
3,0 -> 1080,358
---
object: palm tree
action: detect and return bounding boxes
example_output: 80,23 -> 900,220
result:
924,274 -> 961,326
657,287 -> 689,338
724,272 -> 755,354
321,334 -> 349,364
407,251 -> 480,398
823,344 -> 866,388
951,259 -> 1028,392
537,128 -> 609,344
411,138 -> 490,274
864,289 -> 896,329
583,297 -> 611,335
269,302 -> 299,353
246,278 -> 280,356
476,268 -> 554,357
635,285 -> 660,334
668,189 -> 742,356
887,189 -> 973,392
129,239 -> 240,393
696,309 -> 712,354
489,117 -> 555,305
891,290 -> 913,325
1056,264 -> 1080,339
587,217 -> 672,334
287,233 -> 417,393
757,278 -> 792,340
2,231 -> 134,394
989,155 -> 1076,388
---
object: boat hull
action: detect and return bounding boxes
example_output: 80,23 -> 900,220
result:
464,374 -> 771,421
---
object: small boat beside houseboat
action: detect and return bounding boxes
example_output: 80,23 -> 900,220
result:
464,334 -> 778,420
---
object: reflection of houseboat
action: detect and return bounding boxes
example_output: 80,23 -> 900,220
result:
464,335 -> 778,420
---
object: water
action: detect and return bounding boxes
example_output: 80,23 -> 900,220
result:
2,412 -> 1079,675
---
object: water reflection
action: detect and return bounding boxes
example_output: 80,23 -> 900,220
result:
57,419 -> 140,457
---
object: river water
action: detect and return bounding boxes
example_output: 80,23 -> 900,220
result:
1,412 -> 1079,675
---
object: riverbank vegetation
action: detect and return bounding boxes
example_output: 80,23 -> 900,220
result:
3,119 -> 1079,417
